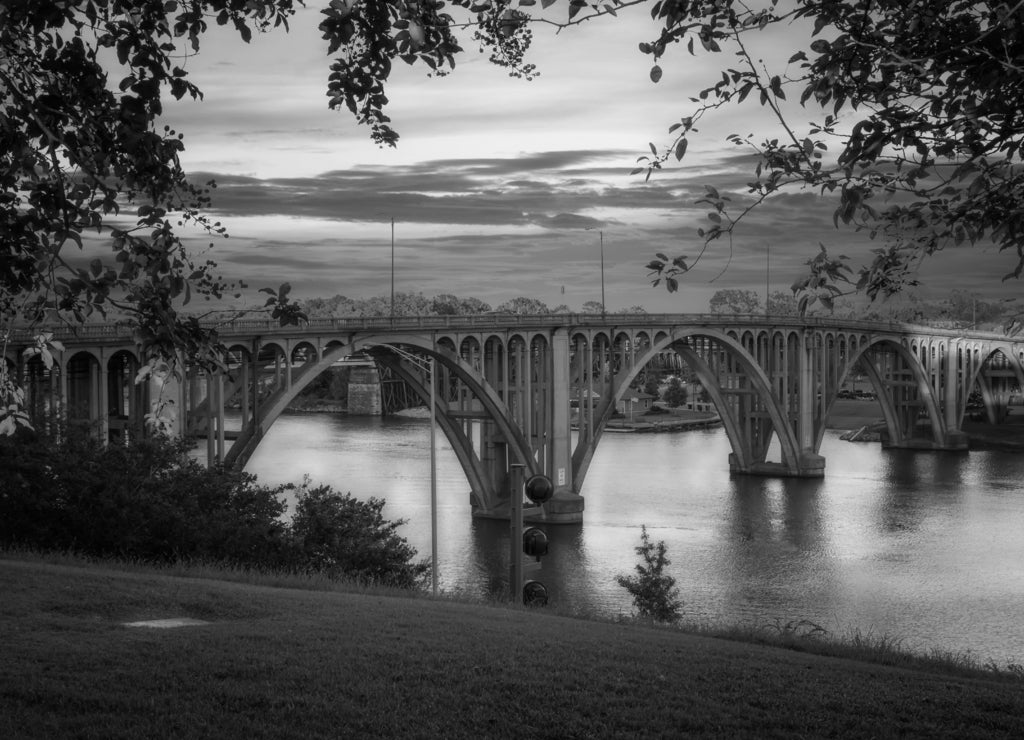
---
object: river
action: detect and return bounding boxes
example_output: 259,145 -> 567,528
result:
241,412 -> 1024,666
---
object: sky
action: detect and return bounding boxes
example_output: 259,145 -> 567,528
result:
146,3 -> 1020,315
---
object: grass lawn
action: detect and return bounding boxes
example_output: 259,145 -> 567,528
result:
2,557 -> 1023,739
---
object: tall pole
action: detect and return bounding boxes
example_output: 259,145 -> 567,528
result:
600,230 -> 606,315
390,217 -> 395,320
429,355 -> 438,597
765,242 -> 770,316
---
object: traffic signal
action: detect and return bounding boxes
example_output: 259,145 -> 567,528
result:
522,526 -> 548,557
510,467 -> 553,606
522,579 -> 548,607
524,474 -> 554,504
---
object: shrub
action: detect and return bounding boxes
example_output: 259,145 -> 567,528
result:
0,430 -> 428,589
0,427 -> 289,564
287,482 -> 429,589
616,525 -> 682,623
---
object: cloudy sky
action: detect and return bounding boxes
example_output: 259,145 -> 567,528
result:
153,3 -> 1018,314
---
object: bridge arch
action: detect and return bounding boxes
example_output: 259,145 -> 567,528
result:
222,332 -> 544,517
967,344 -> 1024,426
570,326 -> 808,491
844,337 -> 949,449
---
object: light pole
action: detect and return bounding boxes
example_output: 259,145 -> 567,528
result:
377,343 -> 437,596
390,217 -> 395,321
585,226 -> 606,314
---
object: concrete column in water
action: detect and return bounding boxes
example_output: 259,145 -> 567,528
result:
795,330 -> 825,476
943,340 -> 969,448
545,328 -> 584,523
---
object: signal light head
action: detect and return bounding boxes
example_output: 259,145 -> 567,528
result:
522,526 -> 548,557
524,474 -> 554,504
522,580 -> 548,606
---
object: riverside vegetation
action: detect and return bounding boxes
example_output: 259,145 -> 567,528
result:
0,428 -> 428,588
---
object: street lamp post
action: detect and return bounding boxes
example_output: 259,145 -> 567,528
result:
390,217 -> 395,321
586,226 -> 606,314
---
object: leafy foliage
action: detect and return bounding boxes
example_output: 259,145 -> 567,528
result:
0,428 -> 289,563
0,429 -> 427,586
766,290 -> 799,317
1,0 -> 308,433
708,288 -> 761,315
290,483 -> 428,588
662,376 -> 687,408
615,525 -> 682,623
493,296 -> 551,315
0,1 -> 305,339
636,0 -> 1024,304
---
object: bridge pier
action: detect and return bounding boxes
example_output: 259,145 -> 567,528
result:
728,451 -> 826,478
470,489 -> 585,524
880,430 -> 970,451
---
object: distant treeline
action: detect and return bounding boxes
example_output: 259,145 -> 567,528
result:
301,292 -> 646,318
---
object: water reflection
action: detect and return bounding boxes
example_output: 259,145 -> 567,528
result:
244,413 -> 1024,664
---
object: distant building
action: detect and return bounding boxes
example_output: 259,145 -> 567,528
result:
617,390 -> 657,417
569,389 -> 601,409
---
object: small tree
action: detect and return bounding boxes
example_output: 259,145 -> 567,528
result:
615,525 -> 682,624
662,376 -> 687,408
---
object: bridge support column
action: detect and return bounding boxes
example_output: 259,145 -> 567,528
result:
785,331 -> 826,478
545,329 -> 584,523
97,356 -> 109,443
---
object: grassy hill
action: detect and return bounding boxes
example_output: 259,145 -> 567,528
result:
2,556 -> 1023,739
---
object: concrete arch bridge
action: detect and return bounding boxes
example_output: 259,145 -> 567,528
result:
8,314 -> 1024,524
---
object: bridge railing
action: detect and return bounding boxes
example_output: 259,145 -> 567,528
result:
7,313 -> 1013,343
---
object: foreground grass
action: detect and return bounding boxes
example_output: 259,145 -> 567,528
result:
3,557 -> 1024,739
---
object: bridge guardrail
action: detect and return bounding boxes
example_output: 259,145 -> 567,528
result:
7,313 -> 1013,343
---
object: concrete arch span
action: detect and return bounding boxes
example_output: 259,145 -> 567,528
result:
845,337 -> 955,450
968,344 -> 1024,426
223,333 -> 547,519
570,327 -> 816,492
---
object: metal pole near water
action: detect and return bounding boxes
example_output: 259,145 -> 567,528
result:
429,355 -> 437,597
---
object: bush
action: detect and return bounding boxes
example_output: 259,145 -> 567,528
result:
0,427 -> 289,564
616,525 -> 682,623
0,430 -> 427,588
287,483 -> 429,588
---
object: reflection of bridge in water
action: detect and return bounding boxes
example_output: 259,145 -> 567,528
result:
8,314 -> 1024,523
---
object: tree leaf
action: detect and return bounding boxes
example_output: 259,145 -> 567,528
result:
674,138 -> 688,161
